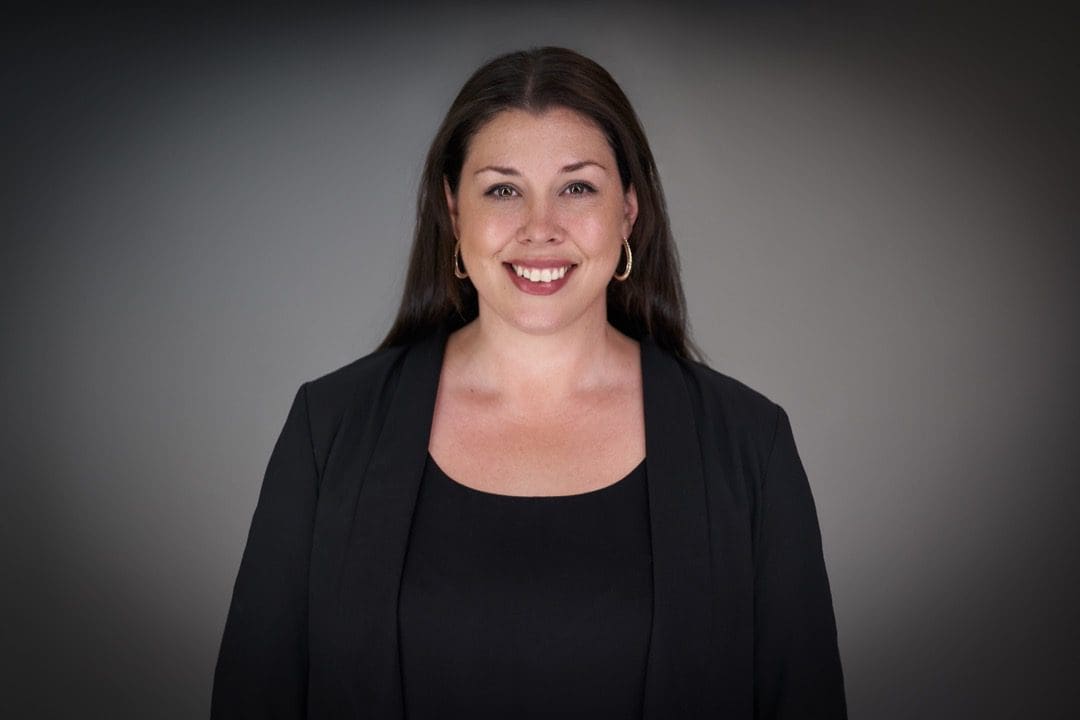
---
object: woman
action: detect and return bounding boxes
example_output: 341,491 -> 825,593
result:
211,47 -> 847,719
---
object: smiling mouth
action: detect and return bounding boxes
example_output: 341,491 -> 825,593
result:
505,263 -> 577,283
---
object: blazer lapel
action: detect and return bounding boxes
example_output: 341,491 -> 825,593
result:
640,338 -> 714,718
339,328 -> 712,717
340,325 -> 449,718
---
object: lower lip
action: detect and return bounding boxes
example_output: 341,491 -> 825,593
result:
504,264 -> 576,295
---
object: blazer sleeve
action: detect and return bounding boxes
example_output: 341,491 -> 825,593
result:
753,404 -> 847,719
211,383 -> 318,719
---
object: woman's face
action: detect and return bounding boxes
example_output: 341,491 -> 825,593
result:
445,107 -> 638,336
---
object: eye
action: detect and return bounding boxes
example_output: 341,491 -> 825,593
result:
564,182 -> 595,196
486,184 -> 519,199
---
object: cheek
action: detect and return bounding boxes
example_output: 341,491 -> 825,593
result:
564,207 -> 623,252
459,206 -> 519,248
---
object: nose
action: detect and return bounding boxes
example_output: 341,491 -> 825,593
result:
520,196 -> 560,243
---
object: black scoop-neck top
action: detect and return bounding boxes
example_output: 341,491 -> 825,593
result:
398,453 -> 653,719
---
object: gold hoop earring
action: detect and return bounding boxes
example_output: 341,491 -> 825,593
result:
613,237 -> 632,281
453,240 -> 468,279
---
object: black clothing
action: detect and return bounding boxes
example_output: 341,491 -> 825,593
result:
398,454 -> 653,719
211,323 -> 848,718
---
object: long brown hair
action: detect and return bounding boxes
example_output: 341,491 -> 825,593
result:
377,46 -> 701,361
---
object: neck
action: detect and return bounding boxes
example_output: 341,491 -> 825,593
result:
446,306 -> 635,404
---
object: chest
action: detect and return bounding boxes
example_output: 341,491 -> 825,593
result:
428,385 -> 646,496
301,337 -> 743,717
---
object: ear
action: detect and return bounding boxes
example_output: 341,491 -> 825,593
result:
443,176 -> 459,239
622,183 -> 639,238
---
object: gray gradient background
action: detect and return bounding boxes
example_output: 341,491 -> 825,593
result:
3,3 -> 1078,718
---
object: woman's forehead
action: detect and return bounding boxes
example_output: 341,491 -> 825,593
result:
464,107 -> 614,169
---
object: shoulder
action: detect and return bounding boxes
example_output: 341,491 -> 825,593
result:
671,354 -> 787,479
679,356 -> 780,431
303,344 -> 407,409
289,343 -> 410,449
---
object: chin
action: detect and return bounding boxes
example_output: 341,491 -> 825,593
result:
492,306 -> 582,336
479,287 -> 605,336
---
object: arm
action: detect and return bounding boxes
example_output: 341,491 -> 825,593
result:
753,404 -> 847,718
211,383 -> 318,719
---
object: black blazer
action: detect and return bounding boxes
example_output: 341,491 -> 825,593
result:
211,323 -> 847,718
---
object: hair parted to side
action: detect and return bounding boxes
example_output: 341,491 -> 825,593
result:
377,46 -> 701,361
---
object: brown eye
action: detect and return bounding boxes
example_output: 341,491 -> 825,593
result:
565,182 -> 594,195
487,185 -> 518,199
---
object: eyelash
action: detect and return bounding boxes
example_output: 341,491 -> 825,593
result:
485,182 -> 596,199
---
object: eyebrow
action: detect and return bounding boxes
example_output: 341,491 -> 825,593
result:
473,160 -> 607,176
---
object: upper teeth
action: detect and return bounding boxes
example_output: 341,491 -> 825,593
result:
511,264 -> 571,283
